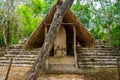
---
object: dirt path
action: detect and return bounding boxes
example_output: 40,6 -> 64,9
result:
0,66 -> 84,80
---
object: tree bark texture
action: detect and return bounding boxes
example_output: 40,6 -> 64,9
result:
25,0 -> 74,80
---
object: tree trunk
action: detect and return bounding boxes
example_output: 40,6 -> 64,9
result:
2,27 -> 7,46
25,0 -> 74,80
1,0 -> 13,46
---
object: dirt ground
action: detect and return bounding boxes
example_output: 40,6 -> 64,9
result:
0,66 -> 28,80
0,66 -> 84,80
0,66 -> 118,80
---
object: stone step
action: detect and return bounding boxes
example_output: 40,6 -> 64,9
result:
78,53 -> 120,56
4,54 -> 37,58
81,47 -> 115,50
0,63 -> 32,67
81,48 -> 115,50
9,50 -> 40,54
8,49 -> 24,51
0,60 -> 34,64
81,50 -> 118,53
9,45 -> 24,49
80,52 -> 119,54
0,52 -> 7,57
7,51 -> 39,55
78,58 -> 117,62
0,47 -> 6,51
13,58 -> 36,61
80,50 -> 119,53
48,64 -> 76,71
8,49 -> 40,52
0,57 -> 8,60
96,45 -> 114,48
48,57 -> 75,65
44,68 -> 82,74
45,57 -> 77,71
78,56 -> 119,58
0,50 -> 6,52
78,61 -> 117,65
0,51 -> 7,53
0,57 -> 36,61
83,49 -> 118,51
80,52 -> 118,54
79,65 -> 117,68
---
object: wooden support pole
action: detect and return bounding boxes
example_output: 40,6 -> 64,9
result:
45,25 -> 49,69
73,26 -> 78,68
117,57 -> 120,80
5,59 -> 13,80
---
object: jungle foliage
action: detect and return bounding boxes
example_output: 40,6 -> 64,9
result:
0,0 -> 120,47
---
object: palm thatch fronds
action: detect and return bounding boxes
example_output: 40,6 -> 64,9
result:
63,10 -> 95,47
25,0 -> 95,50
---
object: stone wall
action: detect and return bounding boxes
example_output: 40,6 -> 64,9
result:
77,40 -> 120,68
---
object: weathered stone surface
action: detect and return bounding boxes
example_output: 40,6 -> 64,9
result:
54,26 -> 67,57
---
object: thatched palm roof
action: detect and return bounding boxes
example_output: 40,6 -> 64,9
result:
25,1 -> 95,50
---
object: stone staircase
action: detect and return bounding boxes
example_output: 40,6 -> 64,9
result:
0,39 -> 120,69
0,45 -> 76,71
0,44 -> 39,67
0,44 -> 78,73
77,40 -> 120,68
0,47 -> 6,57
